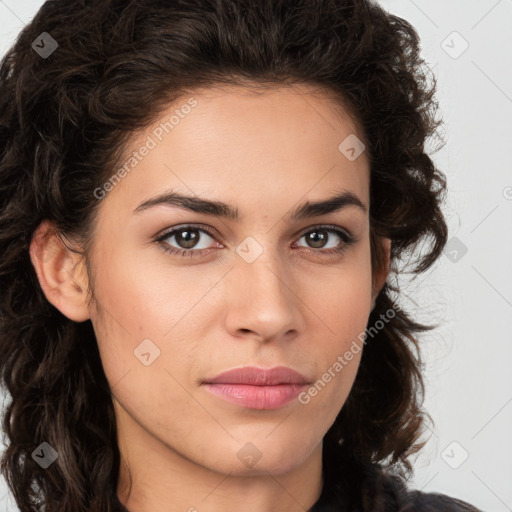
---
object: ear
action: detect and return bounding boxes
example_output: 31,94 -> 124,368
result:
29,220 -> 91,322
371,236 -> 391,305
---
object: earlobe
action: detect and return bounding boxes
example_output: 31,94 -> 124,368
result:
29,220 -> 91,322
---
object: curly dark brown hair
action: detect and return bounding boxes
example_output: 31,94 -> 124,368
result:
0,0 -> 452,510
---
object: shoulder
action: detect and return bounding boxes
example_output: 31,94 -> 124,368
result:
377,465 -> 481,512
400,489 -> 482,512
314,458 -> 482,512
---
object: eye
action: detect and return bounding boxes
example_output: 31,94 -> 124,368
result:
155,225 -> 220,258
154,223 -> 356,259
294,225 -> 356,255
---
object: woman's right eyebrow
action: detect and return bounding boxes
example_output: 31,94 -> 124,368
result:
133,188 -> 367,222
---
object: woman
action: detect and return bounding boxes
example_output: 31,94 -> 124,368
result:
0,0 -> 481,511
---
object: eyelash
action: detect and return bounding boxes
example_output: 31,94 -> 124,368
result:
154,224 -> 356,259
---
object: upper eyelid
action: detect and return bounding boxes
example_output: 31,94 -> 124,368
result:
156,224 -> 217,241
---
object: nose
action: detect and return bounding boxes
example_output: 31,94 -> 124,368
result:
222,244 -> 306,344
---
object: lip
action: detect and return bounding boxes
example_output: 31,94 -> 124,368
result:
203,366 -> 310,386
201,366 -> 310,410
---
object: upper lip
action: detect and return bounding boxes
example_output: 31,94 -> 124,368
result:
202,366 -> 310,386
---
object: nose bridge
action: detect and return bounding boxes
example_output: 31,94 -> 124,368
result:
225,234 -> 304,339
238,235 -> 292,305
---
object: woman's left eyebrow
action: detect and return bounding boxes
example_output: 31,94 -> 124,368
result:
133,188 -> 367,221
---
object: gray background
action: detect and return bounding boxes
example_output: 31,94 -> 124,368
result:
0,0 -> 511,510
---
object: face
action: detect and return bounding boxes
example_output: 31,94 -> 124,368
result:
80,84 -> 386,478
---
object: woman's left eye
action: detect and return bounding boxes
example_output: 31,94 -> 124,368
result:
294,226 -> 356,254
155,224 -> 356,258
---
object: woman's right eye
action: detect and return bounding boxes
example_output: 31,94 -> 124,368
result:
155,225 -> 220,258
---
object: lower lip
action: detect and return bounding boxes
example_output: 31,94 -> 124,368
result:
202,383 -> 307,410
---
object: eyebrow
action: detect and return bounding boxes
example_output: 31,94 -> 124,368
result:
133,188 -> 367,221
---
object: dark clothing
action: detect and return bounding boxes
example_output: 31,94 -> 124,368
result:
310,488 -> 482,511
310,482 -> 482,512
399,490 -> 482,511
309,459 -> 481,512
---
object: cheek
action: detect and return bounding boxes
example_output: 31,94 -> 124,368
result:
302,247 -> 373,338
295,348 -> 362,454
89,258 -> 207,439
90,240 -> 220,339
89,250 -> 232,422
298,250 -> 372,412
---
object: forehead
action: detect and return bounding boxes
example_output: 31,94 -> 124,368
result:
100,83 -> 370,220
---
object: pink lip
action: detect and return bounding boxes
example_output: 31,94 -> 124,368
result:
202,366 -> 310,410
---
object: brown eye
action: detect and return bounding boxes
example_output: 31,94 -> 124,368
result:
173,228 -> 201,249
155,225 -> 219,257
296,226 -> 354,253
304,229 -> 329,249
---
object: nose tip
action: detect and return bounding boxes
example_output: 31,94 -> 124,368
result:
223,253 -> 305,343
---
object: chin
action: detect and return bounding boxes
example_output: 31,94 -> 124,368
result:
202,435 -> 318,477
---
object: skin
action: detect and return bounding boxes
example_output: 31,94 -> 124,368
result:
30,83 -> 390,512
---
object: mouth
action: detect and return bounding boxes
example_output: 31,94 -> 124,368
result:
201,366 -> 310,410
